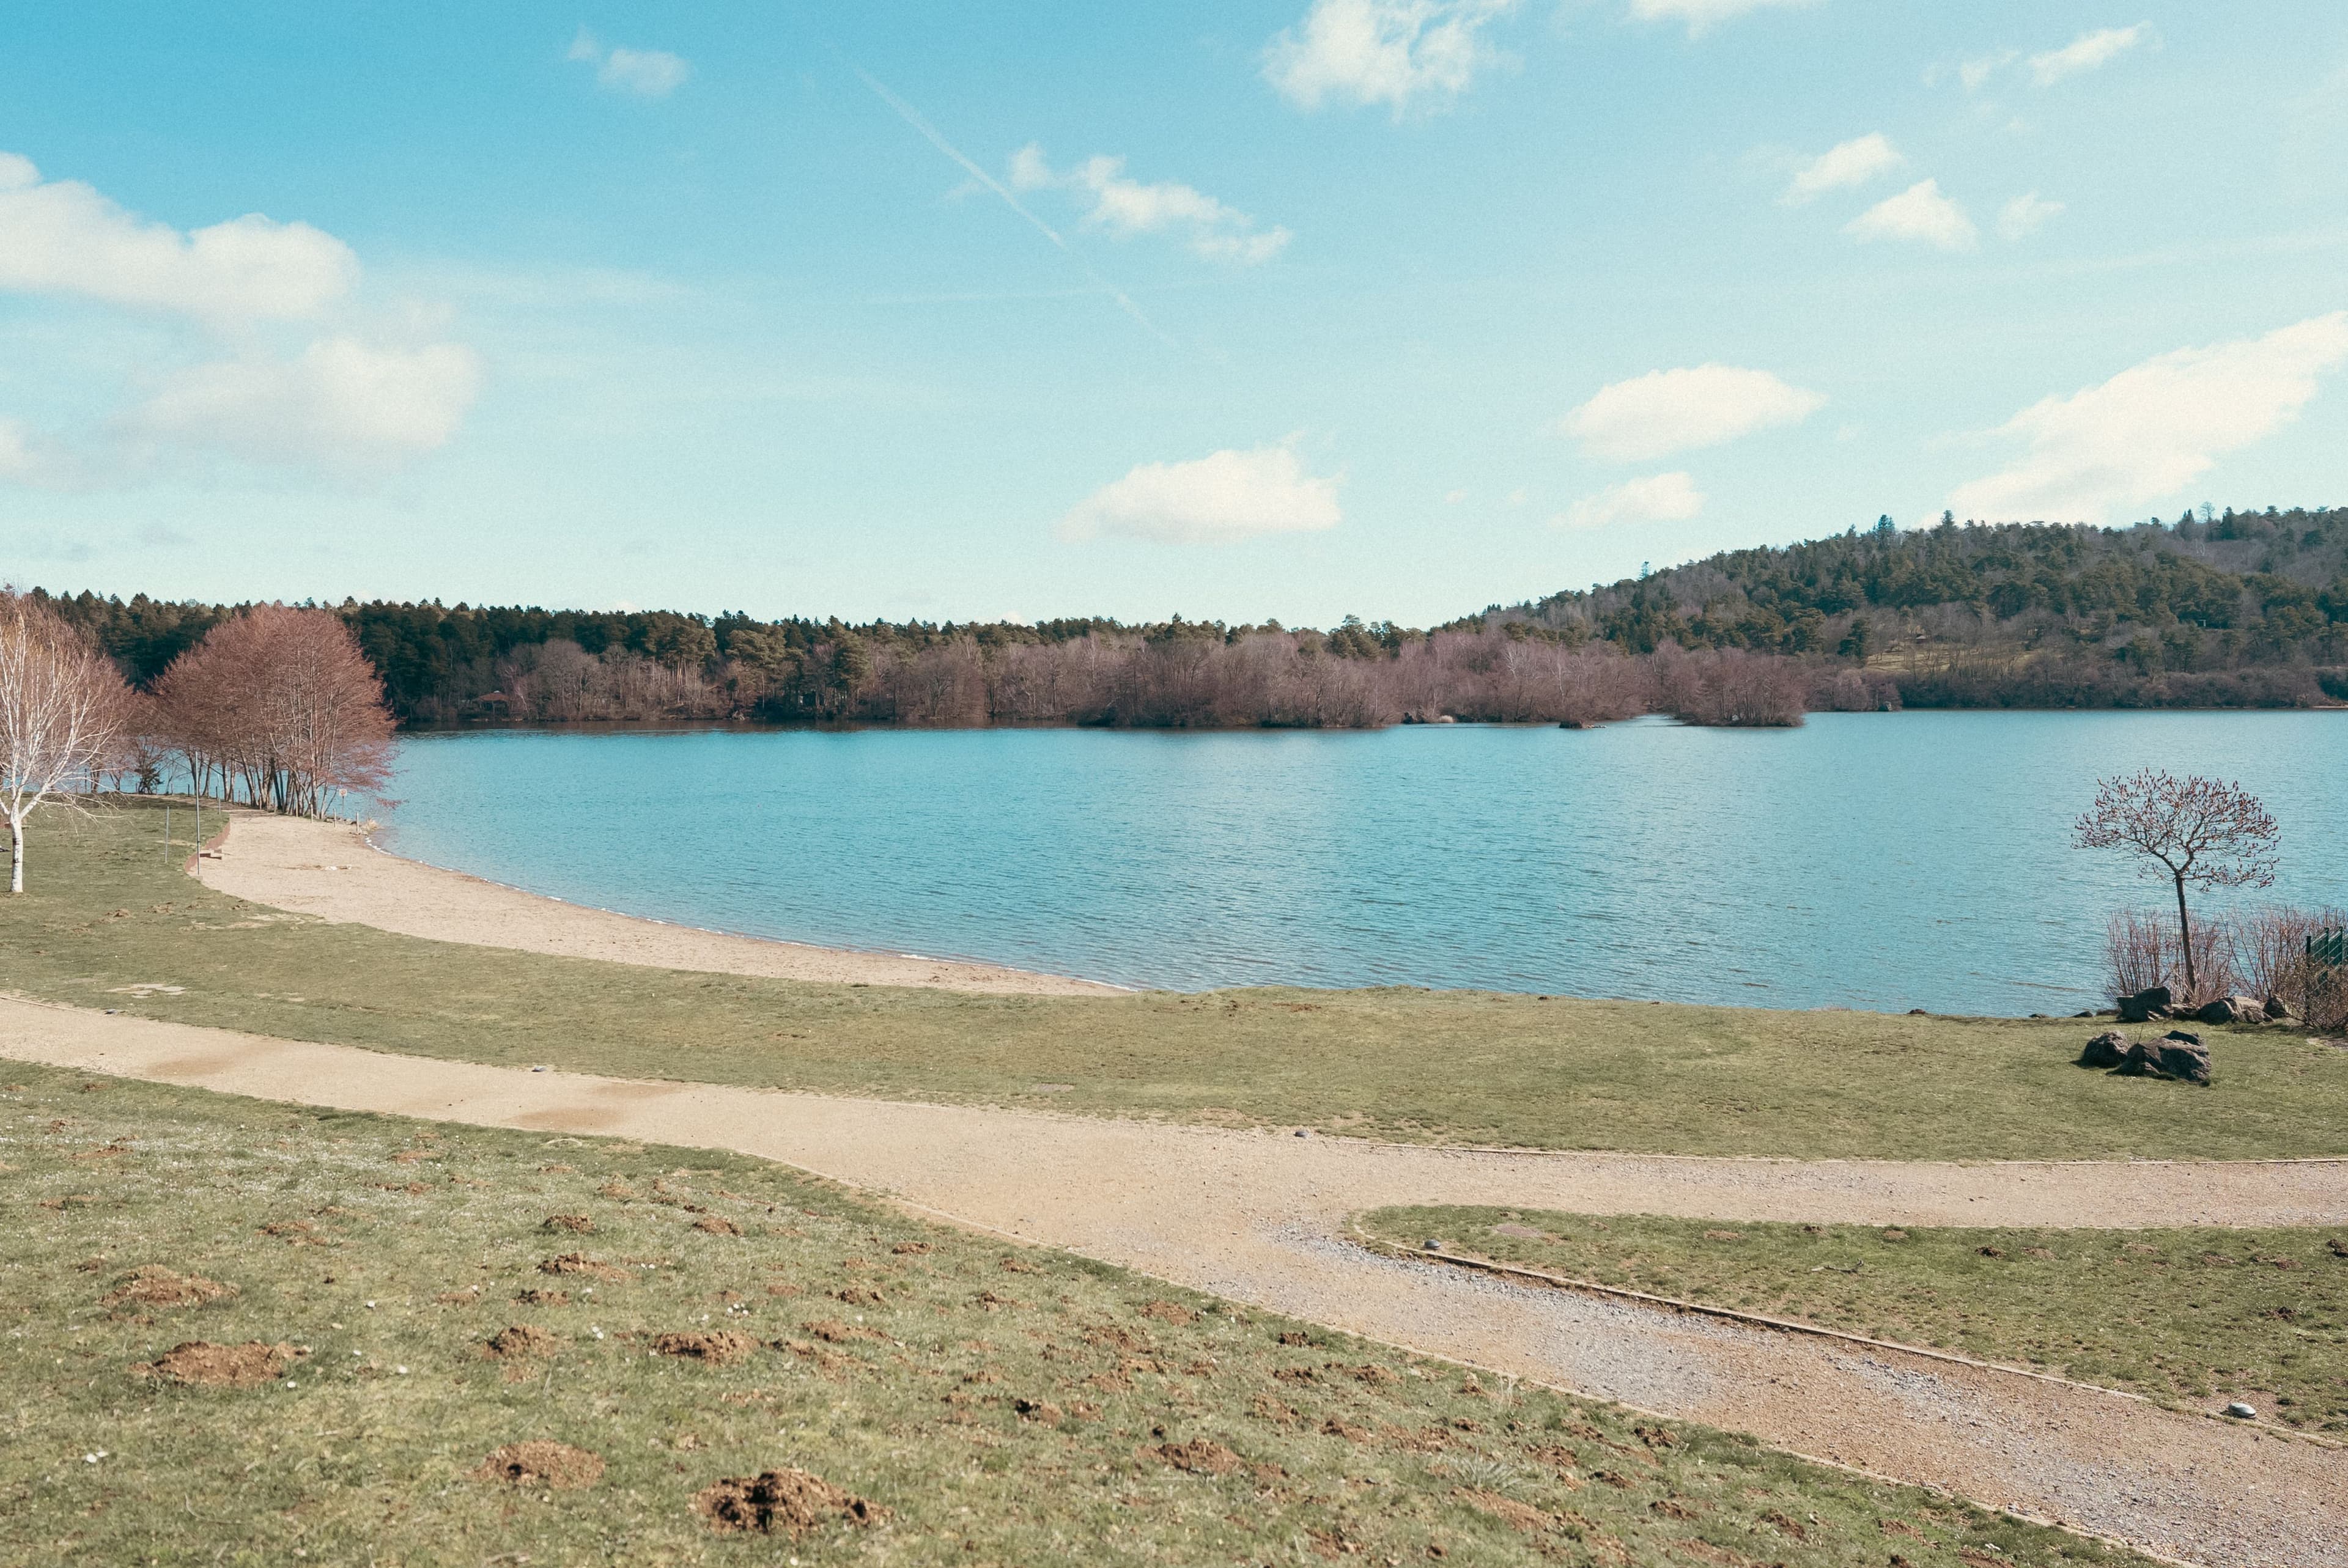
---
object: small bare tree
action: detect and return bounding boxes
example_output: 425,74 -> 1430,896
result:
0,591 -> 131,894
2075,768 -> 2279,999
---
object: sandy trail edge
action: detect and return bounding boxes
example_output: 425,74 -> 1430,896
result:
4,999 -> 2343,1568
195,811 -> 1121,995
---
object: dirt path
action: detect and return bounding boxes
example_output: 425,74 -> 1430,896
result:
195,812 -> 1121,995
6,998 -> 2343,1568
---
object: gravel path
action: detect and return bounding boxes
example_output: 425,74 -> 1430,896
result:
7,998 -> 2343,1568
196,812 -> 1121,995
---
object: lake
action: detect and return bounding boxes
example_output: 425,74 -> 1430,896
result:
377,713 -> 2348,1014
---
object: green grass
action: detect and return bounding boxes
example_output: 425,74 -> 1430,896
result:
1359,1206 -> 2348,1433
6,800 -> 2347,1160
0,1064 -> 2162,1568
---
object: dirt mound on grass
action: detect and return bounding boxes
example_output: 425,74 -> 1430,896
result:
477,1441 -> 605,1490
538,1252 -> 628,1281
139,1341 -> 300,1387
103,1266 -> 236,1309
695,1468 -> 886,1536
692,1214 -> 742,1236
653,1330 -> 761,1364
542,1214 -> 595,1234
486,1325 -> 560,1358
1146,1438 -> 1241,1475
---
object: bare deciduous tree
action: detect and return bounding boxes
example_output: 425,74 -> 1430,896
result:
2075,768 -> 2280,999
152,606 -> 394,817
0,590 -> 131,894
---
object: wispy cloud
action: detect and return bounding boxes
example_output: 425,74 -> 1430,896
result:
1845,179 -> 1977,251
1557,471 -> 1705,529
855,72 -> 1169,343
1062,444 -> 1341,545
1784,133 -> 1902,204
1996,191 -> 2064,240
1562,364 -> 1825,461
1628,0 -> 1815,39
1949,312 -> 2348,522
1264,0 -> 1518,115
2029,23 -> 2150,86
1956,49 -> 2018,92
1009,146 -> 1290,265
121,338 -> 481,474
567,29 -> 690,98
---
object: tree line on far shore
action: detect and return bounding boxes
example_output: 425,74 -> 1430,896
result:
25,507 -> 2348,731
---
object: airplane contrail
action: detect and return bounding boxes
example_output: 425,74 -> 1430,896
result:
855,68 -> 1173,345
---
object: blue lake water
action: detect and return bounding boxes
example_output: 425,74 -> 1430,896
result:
377,713 -> 2348,1014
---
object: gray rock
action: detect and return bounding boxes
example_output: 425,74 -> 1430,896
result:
2197,995 -> 2268,1026
2117,985 -> 2174,1024
2112,1032 -> 2212,1085
2226,1401 -> 2257,1419
2078,1030 -> 2132,1069
2157,1032 -> 2213,1085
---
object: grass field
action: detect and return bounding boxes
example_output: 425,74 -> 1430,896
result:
6,801 -> 2346,1160
0,1062 -> 2163,1568
1357,1207 -> 2348,1433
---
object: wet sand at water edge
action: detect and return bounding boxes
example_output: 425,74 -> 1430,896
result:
196,811 -> 1122,996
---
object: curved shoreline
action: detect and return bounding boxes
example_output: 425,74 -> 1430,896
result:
196,811 -> 1124,996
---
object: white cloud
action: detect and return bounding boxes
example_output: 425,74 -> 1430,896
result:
0,151 -> 355,323
1957,49 -> 2019,91
1996,191 -> 2064,240
2029,24 -> 2148,86
1785,133 -> 1903,204
566,29 -> 689,98
1629,0 -> 1814,37
1949,312 -> 2348,523
1560,364 -> 1825,462
123,337 -> 481,473
0,156 -> 481,487
1844,179 -> 1977,251
1557,471 -> 1705,530
1263,0 -> 1517,114
0,417 -> 53,484
1009,147 -> 1290,265
1061,445 -> 1342,545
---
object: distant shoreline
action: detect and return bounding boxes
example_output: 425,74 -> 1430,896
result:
388,704 -> 2348,738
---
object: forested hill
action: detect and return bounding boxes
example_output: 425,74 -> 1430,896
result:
23,505 -> 2348,725
1483,506 -> 2348,707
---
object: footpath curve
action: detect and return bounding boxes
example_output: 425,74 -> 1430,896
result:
4,998 -> 2343,1568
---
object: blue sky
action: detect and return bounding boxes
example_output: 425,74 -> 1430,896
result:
2,2 -> 2344,627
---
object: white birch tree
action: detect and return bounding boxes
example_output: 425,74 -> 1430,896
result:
0,592 -> 130,894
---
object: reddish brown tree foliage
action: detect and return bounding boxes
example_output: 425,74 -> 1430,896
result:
0,589 -> 133,893
2075,769 -> 2280,999
151,606 -> 394,817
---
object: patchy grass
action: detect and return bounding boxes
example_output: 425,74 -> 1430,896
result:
7,801 -> 2347,1160
1361,1206 -> 2348,1433
0,1066 -> 2162,1567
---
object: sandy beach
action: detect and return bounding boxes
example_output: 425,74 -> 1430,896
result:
195,811 -> 1122,996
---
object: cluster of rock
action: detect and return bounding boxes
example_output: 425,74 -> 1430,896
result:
2113,985 -> 2292,1026
2080,1028 -> 2212,1084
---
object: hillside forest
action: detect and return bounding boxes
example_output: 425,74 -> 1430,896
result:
26,506 -> 2348,731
